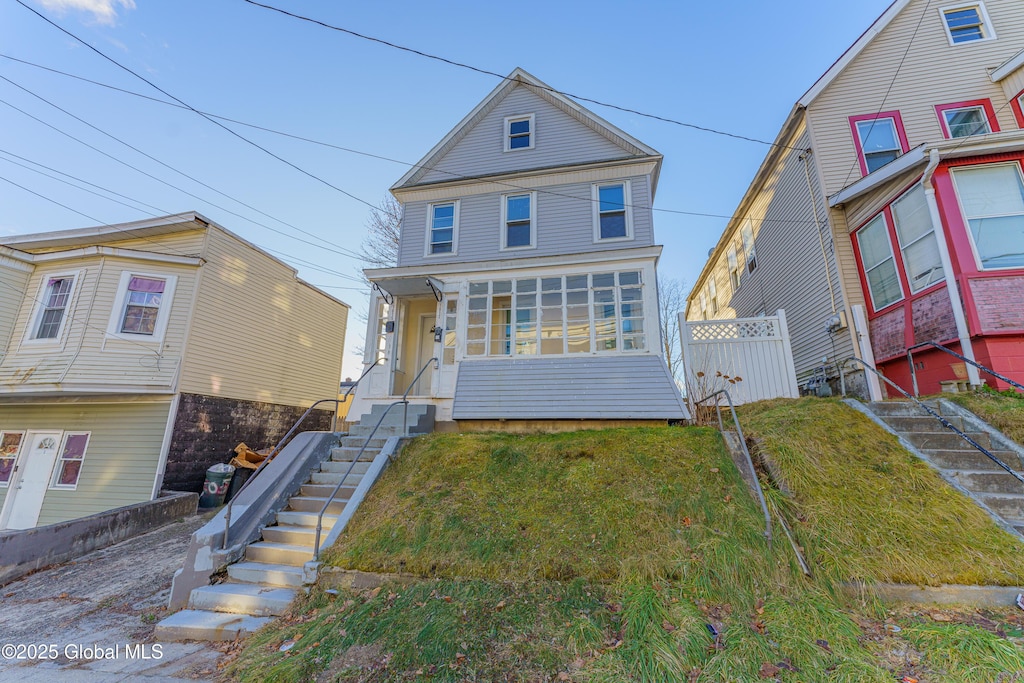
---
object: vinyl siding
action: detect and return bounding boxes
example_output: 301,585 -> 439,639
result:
452,355 -> 687,420
0,255 -> 195,391
0,397 -> 173,525
686,129 -> 855,382
417,83 -> 636,185
398,175 -> 654,267
807,0 -> 1024,198
179,227 -> 347,407
0,260 -> 31,361
26,229 -> 207,257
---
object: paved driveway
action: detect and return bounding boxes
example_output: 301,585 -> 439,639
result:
0,512 -> 226,682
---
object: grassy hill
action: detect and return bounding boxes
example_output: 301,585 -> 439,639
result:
224,398 -> 1024,682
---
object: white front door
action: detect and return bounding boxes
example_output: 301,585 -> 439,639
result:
1,430 -> 62,530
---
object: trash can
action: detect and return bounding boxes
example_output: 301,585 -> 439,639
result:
199,463 -> 235,508
225,466 -> 254,504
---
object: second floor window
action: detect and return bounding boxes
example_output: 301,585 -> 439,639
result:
595,183 -> 630,240
849,112 -> 908,175
707,277 -> 719,315
429,202 -> 456,255
35,276 -> 74,339
727,245 -> 740,291
741,221 -> 758,273
942,4 -> 994,44
120,277 -> 166,335
503,193 -> 534,249
937,101 -> 997,138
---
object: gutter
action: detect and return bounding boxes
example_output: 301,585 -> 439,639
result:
921,148 -> 981,387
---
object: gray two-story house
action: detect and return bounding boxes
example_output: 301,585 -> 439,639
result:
348,69 -> 688,428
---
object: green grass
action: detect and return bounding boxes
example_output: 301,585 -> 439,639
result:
738,397 -> 1024,587
224,401 -> 1024,682
946,389 -> 1024,445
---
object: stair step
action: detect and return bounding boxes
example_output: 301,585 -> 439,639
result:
339,436 -> 389,449
880,415 -> 965,432
954,471 -> 1024,495
275,510 -> 338,528
319,459 -> 370,474
261,525 -> 320,547
155,610 -> 273,642
904,430 -> 992,452
300,483 -> 356,499
245,541 -> 314,567
331,446 -> 381,462
868,401 -> 927,417
189,583 -> 297,617
927,449 -> 1022,471
288,495 -> 350,514
975,493 -> 1024,522
348,423 -> 406,437
310,471 -> 365,486
227,561 -> 306,587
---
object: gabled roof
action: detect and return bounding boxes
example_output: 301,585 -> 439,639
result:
392,67 -> 661,190
798,0 -> 908,107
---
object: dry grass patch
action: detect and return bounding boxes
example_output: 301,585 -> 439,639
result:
739,398 -> 1024,586
946,389 -> 1024,445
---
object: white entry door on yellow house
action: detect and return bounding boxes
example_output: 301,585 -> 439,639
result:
1,430 -> 63,530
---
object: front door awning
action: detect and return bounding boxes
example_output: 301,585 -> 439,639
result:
372,275 -> 444,301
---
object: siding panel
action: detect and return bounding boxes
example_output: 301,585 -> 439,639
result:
452,356 -> 687,419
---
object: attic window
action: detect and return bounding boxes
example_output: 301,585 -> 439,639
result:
940,4 -> 995,44
504,114 -> 535,151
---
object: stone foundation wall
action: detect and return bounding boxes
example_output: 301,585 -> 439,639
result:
163,393 -> 333,492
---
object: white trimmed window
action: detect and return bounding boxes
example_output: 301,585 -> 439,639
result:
940,105 -> 991,138
707,277 -> 719,315
465,271 -> 645,357
857,213 -> 903,311
442,298 -> 457,365
951,163 -> 1024,270
504,114 -> 535,151
0,431 -> 24,487
741,221 -> 758,273
593,182 -> 633,241
427,201 -> 458,255
106,271 -> 177,342
30,273 -> 77,341
940,4 -> 995,44
501,192 -> 535,250
855,118 -> 902,173
50,432 -> 89,489
698,291 -> 708,320
891,185 -> 943,292
727,245 -> 740,291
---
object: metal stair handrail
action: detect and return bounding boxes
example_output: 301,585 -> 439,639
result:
907,341 -> 1024,397
312,357 -> 438,560
221,360 -> 381,550
840,356 -> 1024,486
694,389 -> 772,543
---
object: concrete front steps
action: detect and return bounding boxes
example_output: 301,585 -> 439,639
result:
156,404 -> 434,642
863,400 -> 1024,534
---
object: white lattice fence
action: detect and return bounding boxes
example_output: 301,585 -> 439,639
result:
679,310 -> 799,406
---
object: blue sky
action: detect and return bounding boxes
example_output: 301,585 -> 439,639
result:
0,0 -> 895,378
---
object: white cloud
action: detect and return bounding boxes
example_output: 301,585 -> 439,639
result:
36,0 -> 136,25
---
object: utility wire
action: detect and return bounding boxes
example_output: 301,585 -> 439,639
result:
0,72 -> 368,258
13,0 -> 378,210
0,53 -> 817,227
240,0 -> 804,152
0,151 -> 368,286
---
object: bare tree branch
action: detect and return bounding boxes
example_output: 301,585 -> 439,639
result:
359,194 -> 402,269
658,276 -> 686,383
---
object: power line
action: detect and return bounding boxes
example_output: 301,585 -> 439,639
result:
0,53 -> 817,227
0,151 -> 367,286
13,0 -> 378,211
240,0 -> 804,152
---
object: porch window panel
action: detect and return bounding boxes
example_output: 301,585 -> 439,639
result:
953,164 -> 1024,269
566,274 -> 588,290
857,214 -> 902,310
515,278 -> 536,293
467,341 -> 485,356
0,432 -> 23,485
542,277 -> 561,291
567,337 -> 590,353
623,335 -> 645,351
892,185 -> 943,292
593,273 -> 615,288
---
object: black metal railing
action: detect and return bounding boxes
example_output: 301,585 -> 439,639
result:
312,357 -> 438,560
907,341 -> 1024,397
221,360 -> 381,550
840,357 -> 1024,486
694,389 -> 772,543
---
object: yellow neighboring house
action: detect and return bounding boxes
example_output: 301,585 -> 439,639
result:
0,212 -> 348,530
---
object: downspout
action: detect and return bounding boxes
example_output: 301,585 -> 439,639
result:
921,148 -> 981,387
799,149 -> 837,313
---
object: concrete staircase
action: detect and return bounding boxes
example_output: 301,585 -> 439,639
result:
156,404 -> 434,641
863,400 -> 1024,535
